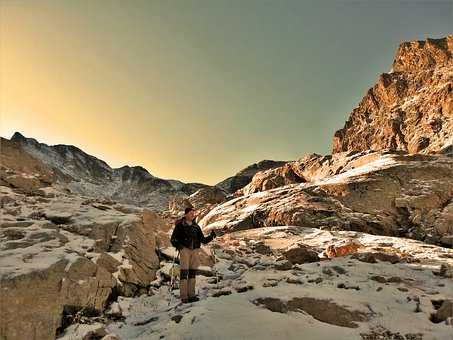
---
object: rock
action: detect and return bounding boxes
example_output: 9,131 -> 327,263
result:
438,264 -> 453,278
251,241 -> 273,255
331,266 -> 347,275
158,262 -> 180,281
212,289 -> 232,297
0,257 -> 114,340
215,160 -> 288,194
262,281 -> 278,287
254,297 -> 369,328
0,194 -> 162,340
352,251 -> 401,264
187,186 -> 227,209
94,252 -> 121,274
253,297 -> 289,313
143,209 -> 173,248
352,253 -> 378,263
337,283 -> 360,291
101,335 -> 121,340
242,163 -> 305,195
118,283 -> 138,297
433,300 -> 453,323
168,194 -> 192,215
286,277 -> 304,284
233,284 -> 254,293
308,277 -> 323,284
201,151 -> 453,245
323,240 -> 361,258
387,276 -> 403,283
333,36 -> 453,155
57,322 -> 107,340
44,212 -> 72,224
61,256 -> 116,312
283,243 -> 320,264
0,137 -> 55,192
371,275 -> 388,284
171,315 -> 184,324
273,260 -> 293,270
1,259 -> 68,340
440,235 -> 453,247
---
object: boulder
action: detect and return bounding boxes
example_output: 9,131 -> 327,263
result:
433,300 -> 453,323
283,243 -> 320,264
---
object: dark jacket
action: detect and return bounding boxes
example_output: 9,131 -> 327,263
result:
170,218 -> 215,250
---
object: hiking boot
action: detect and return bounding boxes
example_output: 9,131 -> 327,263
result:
188,296 -> 200,302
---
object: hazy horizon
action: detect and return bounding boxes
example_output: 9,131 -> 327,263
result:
1,0 -> 452,184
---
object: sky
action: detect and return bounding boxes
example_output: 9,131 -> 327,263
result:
1,0 -> 452,184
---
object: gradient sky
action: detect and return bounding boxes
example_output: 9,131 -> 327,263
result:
1,0 -> 452,184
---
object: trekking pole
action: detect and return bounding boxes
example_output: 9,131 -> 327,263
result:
212,246 -> 219,288
168,249 -> 179,306
211,226 -> 228,288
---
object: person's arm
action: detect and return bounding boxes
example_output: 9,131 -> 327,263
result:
196,225 -> 216,244
170,223 -> 183,250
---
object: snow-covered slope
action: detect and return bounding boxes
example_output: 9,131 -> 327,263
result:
60,226 -> 453,340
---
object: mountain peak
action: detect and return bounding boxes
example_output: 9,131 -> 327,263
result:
392,35 -> 453,73
332,35 -> 453,155
11,131 -> 26,141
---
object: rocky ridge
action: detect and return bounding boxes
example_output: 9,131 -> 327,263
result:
332,36 -> 453,155
10,132 -> 209,210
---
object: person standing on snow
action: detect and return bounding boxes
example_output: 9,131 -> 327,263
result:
170,207 -> 216,303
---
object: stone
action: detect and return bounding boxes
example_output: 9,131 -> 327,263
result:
273,260 -> 293,270
433,299 -> 453,323
283,243 -> 320,264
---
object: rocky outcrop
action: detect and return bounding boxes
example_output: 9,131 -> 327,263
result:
201,151 -> 453,247
333,35 -> 453,155
242,151 -> 390,195
0,137 -> 55,193
241,163 -> 305,195
216,160 -> 288,194
168,186 -> 228,215
187,186 -> 228,210
0,187 -> 161,340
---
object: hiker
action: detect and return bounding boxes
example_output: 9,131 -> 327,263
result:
170,207 -> 216,303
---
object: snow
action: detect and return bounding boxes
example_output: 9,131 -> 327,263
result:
101,226 -> 453,340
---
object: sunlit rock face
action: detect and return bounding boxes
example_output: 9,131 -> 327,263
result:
333,36 -> 453,155
201,151 -> 453,247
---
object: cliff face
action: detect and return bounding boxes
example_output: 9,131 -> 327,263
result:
333,36 -> 453,155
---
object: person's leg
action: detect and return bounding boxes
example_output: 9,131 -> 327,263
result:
179,248 -> 189,302
188,248 -> 201,299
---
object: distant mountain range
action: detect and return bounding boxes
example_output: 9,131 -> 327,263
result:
7,132 -> 285,209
